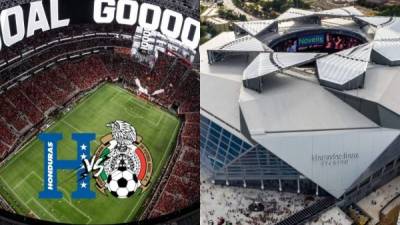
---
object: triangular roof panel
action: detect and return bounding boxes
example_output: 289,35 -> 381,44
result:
243,52 -> 324,80
373,41 -> 400,65
234,20 -> 277,36
277,8 -> 315,21
216,35 -> 271,52
317,6 -> 363,17
374,19 -> 400,40
355,16 -> 394,27
317,43 -> 372,86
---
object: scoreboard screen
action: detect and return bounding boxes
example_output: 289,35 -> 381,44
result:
298,34 -> 325,48
272,32 -> 364,53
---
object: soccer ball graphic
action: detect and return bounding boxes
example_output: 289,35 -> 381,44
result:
107,167 -> 140,198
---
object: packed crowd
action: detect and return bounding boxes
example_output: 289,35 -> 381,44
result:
0,55 -> 108,157
148,111 -> 200,218
200,170 -> 320,225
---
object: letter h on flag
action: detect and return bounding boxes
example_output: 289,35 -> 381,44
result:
38,133 -> 96,199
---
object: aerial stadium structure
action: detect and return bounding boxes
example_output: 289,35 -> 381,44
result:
200,6 -> 400,205
0,0 -> 199,224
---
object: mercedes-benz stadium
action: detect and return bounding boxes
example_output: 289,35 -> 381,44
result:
0,0 -> 200,224
201,6 -> 400,224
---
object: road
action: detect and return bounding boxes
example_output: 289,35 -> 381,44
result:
223,0 -> 257,20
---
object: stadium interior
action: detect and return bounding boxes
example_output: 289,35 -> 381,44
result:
0,0 -> 200,223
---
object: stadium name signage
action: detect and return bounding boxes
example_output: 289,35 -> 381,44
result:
93,0 -> 200,49
0,0 -> 199,51
312,152 -> 359,167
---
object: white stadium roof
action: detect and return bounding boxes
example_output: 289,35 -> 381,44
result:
277,8 -> 315,21
374,27 -> 400,41
201,73 -> 242,131
243,52 -> 324,80
317,43 -> 372,86
373,41 -> 400,65
316,7 -> 363,17
276,7 -> 363,22
200,32 -> 250,135
355,16 -> 395,27
201,7 -> 400,198
214,35 -> 270,52
239,74 -> 378,135
344,65 -> 400,115
234,20 -> 277,36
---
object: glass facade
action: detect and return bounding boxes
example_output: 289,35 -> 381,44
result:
201,116 -> 251,170
214,145 -> 299,180
201,115 -> 300,182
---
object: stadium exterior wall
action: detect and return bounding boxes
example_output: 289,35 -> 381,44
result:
200,115 -> 329,194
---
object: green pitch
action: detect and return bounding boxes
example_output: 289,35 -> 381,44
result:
0,83 -> 181,224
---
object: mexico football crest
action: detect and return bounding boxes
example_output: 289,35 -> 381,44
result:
84,120 -> 152,198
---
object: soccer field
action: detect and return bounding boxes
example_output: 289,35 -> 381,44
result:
0,83 -> 181,224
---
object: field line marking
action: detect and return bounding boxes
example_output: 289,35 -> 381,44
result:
61,84 -> 113,122
107,99 -> 161,127
110,84 -> 161,114
0,138 -> 39,171
108,88 -> 123,101
59,120 -> 100,146
25,199 -> 40,219
124,192 -> 147,222
31,172 -> 91,224
31,172 -> 73,203
0,177 -> 31,213
106,83 -> 177,126
28,198 -> 60,222
14,171 -> 35,190
60,120 -> 81,132
63,199 -> 92,224
61,95 -> 93,121
124,120 -> 180,222
97,103 -> 144,121
101,100 -> 163,127
159,121 -> 180,169
155,113 -> 164,127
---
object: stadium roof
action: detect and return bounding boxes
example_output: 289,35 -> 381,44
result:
373,41 -> 400,66
234,20 -> 277,36
200,32 -> 249,135
355,16 -> 396,27
239,74 -> 378,135
374,19 -> 400,40
201,8 -> 400,198
201,73 -> 242,132
243,52 -> 324,81
276,7 -> 363,22
344,65 -> 400,115
316,6 -> 363,17
212,35 -> 271,52
207,35 -> 271,64
317,43 -> 373,89
277,8 -> 315,21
